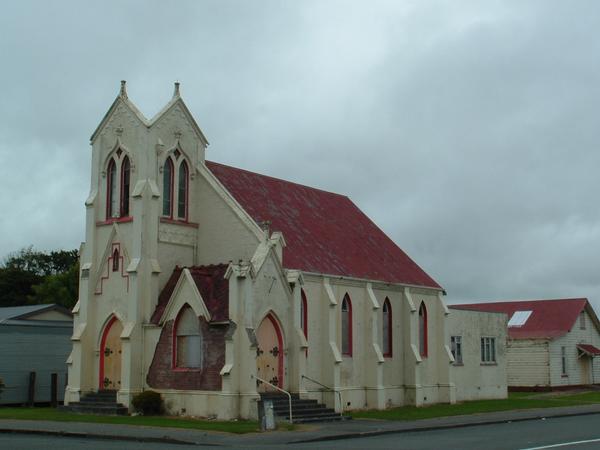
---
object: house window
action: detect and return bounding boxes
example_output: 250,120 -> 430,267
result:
419,302 -> 428,357
382,298 -> 392,357
561,346 -> 567,375
174,306 -> 203,369
341,294 -> 352,356
120,156 -> 131,217
112,248 -> 119,272
481,337 -> 496,363
580,311 -> 586,330
451,336 -> 463,364
107,159 -> 118,218
300,289 -> 308,340
177,161 -> 188,220
162,158 -> 174,217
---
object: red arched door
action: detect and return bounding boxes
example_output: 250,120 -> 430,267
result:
99,316 -> 123,391
256,314 -> 284,392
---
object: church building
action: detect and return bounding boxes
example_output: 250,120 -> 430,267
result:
64,82 -> 456,419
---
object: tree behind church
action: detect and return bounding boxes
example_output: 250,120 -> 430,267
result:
0,247 -> 79,308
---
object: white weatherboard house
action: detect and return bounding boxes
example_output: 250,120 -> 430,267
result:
64,82 -> 460,420
452,298 -> 600,389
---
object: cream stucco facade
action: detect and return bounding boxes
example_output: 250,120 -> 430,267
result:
65,82 -> 459,419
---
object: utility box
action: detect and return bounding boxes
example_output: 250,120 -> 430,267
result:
258,399 -> 276,431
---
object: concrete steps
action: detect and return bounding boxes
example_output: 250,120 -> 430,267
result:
260,393 -> 350,423
59,390 -> 128,415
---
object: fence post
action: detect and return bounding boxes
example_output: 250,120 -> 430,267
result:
27,372 -> 36,406
51,373 -> 58,407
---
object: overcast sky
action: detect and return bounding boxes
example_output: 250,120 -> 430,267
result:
1,1 -> 600,308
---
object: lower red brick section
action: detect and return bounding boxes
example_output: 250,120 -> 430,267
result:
147,318 -> 227,391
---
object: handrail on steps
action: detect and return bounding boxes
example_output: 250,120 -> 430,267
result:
251,374 -> 293,424
301,374 -> 343,416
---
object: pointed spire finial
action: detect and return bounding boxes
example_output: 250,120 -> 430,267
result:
120,80 -> 128,99
173,81 -> 180,98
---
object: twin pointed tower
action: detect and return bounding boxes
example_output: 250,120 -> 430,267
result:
65,81 -> 453,419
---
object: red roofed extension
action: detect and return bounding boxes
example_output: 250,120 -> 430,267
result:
450,298 -> 596,339
206,161 -> 441,289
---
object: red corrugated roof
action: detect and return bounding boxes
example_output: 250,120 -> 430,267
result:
151,264 -> 229,324
206,161 -> 441,288
451,298 -> 589,339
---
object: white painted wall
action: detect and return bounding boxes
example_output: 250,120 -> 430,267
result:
448,308 -> 507,401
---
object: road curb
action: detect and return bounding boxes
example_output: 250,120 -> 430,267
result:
0,427 -> 211,447
289,409 -> 600,444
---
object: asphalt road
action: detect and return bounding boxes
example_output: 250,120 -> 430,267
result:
3,414 -> 600,449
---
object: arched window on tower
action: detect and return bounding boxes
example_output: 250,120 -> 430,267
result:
341,294 -> 353,356
106,159 -> 118,218
112,248 -> 120,272
162,158 -> 174,217
177,160 -> 188,220
174,305 -> 203,369
419,302 -> 428,357
120,156 -> 130,217
383,298 -> 392,357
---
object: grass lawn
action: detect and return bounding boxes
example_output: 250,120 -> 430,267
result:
350,391 -> 600,421
0,407 -> 260,434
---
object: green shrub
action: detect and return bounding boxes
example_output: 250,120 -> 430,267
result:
132,390 -> 164,415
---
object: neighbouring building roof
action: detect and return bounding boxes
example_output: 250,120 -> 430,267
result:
151,264 -> 230,324
0,304 -> 72,322
206,161 -> 441,289
450,298 -> 598,339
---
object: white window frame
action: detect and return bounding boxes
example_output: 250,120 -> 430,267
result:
480,336 -> 496,363
450,335 -> 463,364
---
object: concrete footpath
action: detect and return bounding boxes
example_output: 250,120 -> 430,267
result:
2,404 -> 600,447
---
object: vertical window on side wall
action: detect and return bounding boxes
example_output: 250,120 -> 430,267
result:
341,294 -> 353,356
175,306 -> 203,369
120,156 -> 130,217
580,311 -> 586,329
480,337 -> 496,363
451,336 -> 462,364
162,158 -> 173,217
300,289 -> 308,340
419,302 -> 428,357
382,298 -> 392,357
107,159 -> 118,218
178,160 -> 188,220
561,346 -> 567,375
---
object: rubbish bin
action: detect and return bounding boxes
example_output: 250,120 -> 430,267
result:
258,399 -> 276,431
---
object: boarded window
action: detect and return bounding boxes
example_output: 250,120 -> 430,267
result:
341,294 -> 352,356
451,335 -> 462,364
175,306 -> 203,369
382,298 -> 392,357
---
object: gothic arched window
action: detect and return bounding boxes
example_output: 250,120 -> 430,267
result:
162,158 -> 174,217
120,156 -> 130,217
106,159 -> 118,218
383,298 -> 392,357
174,305 -> 203,369
419,302 -> 428,357
341,294 -> 353,356
112,248 -> 120,272
177,161 -> 188,220
300,289 -> 308,340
